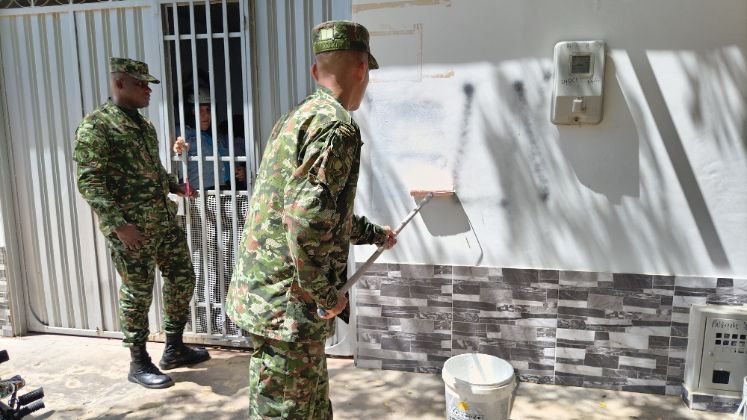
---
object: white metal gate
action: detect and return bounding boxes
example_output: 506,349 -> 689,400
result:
0,1 -> 166,339
0,0 -> 352,349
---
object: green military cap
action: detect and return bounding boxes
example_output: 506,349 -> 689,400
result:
109,57 -> 160,84
312,20 -> 379,69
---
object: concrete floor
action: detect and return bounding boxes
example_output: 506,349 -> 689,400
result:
0,334 -> 732,419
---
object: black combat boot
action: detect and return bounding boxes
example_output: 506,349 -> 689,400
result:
158,333 -> 211,370
128,345 -> 174,389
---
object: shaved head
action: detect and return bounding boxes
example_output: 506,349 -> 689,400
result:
312,50 -> 370,111
314,50 -> 368,75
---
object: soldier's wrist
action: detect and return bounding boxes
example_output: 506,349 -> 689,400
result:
320,289 -> 338,310
114,223 -> 131,232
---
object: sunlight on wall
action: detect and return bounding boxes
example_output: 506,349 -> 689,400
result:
353,0 -> 747,277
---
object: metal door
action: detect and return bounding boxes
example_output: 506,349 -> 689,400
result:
0,1 -> 167,338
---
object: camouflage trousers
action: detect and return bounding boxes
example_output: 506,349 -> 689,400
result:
109,222 -> 196,346
248,334 -> 332,420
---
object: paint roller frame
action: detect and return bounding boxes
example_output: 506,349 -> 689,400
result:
318,187 -> 456,318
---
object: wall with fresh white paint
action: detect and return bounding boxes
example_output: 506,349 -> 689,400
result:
352,0 -> 747,277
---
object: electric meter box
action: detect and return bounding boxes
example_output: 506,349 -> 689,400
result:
685,305 -> 747,397
551,40 -> 606,125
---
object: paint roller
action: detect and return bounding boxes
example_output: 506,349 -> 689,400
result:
317,187 -> 455,318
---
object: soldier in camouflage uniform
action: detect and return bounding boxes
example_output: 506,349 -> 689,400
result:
74,58 -> 210,389
226,21 -> 396,419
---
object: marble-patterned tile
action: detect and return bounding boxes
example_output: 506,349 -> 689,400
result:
613,274 -> 652,290
353,262 -> 741,409
588,294 -> 623,310
503,268 -> 539,285
399,264 -> 435,279
675,276 -> 717,289
560,271 -> 611,287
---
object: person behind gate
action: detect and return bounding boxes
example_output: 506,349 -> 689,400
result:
226,20 -> 397,419
74,57 -> 211,389
173,87 -> 233,332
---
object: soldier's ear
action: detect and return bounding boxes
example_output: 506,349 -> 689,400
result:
111,75 -> 125,91
311,62 -> 320,82
355,59 -> 367,82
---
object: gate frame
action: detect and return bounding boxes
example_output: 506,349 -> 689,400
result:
0,0 -> 354,352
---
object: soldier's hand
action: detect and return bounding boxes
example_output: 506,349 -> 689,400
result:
382,226 -> 397,250
175,182 -> 197,198
115,223 -> 145,251
173,136 -> 189,155
319,292 -> 348,320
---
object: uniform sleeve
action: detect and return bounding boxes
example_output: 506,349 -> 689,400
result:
283,121 -> 359,309
161,157 -> 180,193
148,122 -> 180,193
167,177 -> 180,194
74,120 -> 128,236
350,214 -> 387,245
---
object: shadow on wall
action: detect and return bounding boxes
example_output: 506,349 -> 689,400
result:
418,194 -> 470,237
482,54 -> 721,273
462,59 -> 639,272
555,56 -> 639,204
355,43 -> 744,274
626,48 -> 732,270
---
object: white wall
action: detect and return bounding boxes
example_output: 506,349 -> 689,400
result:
352,0 -> 747,277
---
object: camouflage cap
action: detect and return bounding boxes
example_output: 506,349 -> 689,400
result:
109,57 -> 160,84
312,20 -> 379,69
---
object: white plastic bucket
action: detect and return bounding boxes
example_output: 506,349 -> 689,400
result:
441,353 -> 516,420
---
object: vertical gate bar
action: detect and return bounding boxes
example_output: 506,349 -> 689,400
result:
44,13 -> 78,328
204,0 -> 222,336
170,1 -> 197,334
92,11 -> 109,112
292,0 -> 304,100
30,15 -> 62,327
31,15 -> 65,327
188,0 -> 212,335
130,7 -> 143,59
109,7 -> 121,58
74,13 -> 95,111
300,0 -> 314,98
21,16 -> 56,327
125,8 -> 138,59
49,13 -> 81,328
240,0 -> 257,184
220,0 -> 237,337
276,1 -> 290,114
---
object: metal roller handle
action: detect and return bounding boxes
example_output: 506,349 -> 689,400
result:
317,192 -> 436,318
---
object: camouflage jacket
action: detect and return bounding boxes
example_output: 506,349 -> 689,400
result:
74,100 -> 179,237
227,87 -> 386,342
